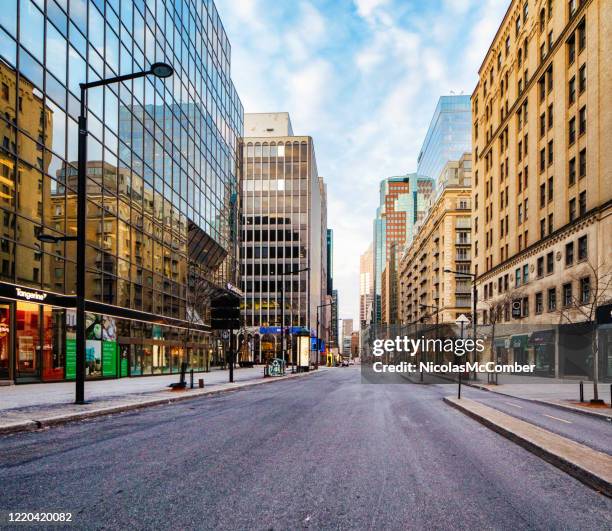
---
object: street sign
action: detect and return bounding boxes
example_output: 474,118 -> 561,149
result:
455,314 -> 470,325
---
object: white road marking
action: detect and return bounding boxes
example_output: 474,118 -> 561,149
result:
504,401 -> 523,409
543,414 -> 572,424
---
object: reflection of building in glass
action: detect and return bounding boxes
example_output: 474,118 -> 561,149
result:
0,0 -> 243,383
239,113 -> 327,362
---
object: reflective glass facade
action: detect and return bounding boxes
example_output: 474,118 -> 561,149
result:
0,0 -> 243,382
416,95 -> 471,187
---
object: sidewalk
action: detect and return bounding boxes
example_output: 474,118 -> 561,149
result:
0,367 -> 326,435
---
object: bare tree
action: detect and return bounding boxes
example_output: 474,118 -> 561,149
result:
183,264 -> 212,372
555,260 -> 612,402
481,289 -> 522,366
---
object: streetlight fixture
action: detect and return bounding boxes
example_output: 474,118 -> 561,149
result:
444,268 -> 478,379
277,266 -> 310,370
39,63 -> 174,405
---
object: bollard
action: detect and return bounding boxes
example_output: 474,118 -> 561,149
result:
198,378 -> 204,389
579,380 -> 584,402
190,369 -> 194,389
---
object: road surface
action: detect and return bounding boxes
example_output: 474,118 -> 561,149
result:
0,367 -> 610,530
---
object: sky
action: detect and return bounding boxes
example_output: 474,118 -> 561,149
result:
215,0 -> 509,324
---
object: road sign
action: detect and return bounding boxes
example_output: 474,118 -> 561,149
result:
455,314 -> 470,325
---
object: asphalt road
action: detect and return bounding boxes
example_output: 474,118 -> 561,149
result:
403,372 -> 612,455
0,367 -> 610,530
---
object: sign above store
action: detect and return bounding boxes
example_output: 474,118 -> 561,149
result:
15,287 -> 48,301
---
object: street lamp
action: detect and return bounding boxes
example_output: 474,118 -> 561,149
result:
277,266 -> 310,370
39,63 -> 174,405
316,301 -> 334,369
444,268 -> 478,379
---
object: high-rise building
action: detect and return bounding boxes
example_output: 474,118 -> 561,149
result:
373,175 -> 434,323
472,0 -> 611,378
326,229 -> 334,295
331,289 -> 339,349
417,95 -> 472,186
0,0 -> 242,383
399,154 -> 473,325
239,112 -> 327,362
359,243 -> 374,328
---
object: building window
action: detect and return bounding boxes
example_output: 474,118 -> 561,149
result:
505,35 -> 511,56
548,287 -> 557,311
569,198 -> 576,222
578,18 -> 586,51
579,190 -> 586,216
578,64 -> 586,92
540,113 -> 546,137
548,140 -> 553,165
562,283 -> 573,307
568,76 -> 576,104
568,0 -> 577,17
548,104 -> 553,128
540,218 -> 546,239
548,176 -> 554,202
523,264 -> 529,284
565,241 -> 574,266
535,292 -> 543,314
515,268 -> 521,287
579,148 -> 586,178
568,157 -> 576,185
539,183 -> 546,208
546,251 -> 554,274
548,213 -> 554,234
540,148 -> 546,172
578,235 -> 588,260
522,296 -> 530,317
537,256 -> 544,277
568,117 -> 576,144
567,34 -> 576,64
579,106 -> 586,135
547,64 -> 553,92
580,277 -> 591,303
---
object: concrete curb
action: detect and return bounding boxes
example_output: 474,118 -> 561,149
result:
0,369 -> 324,436
444,396 -> 612,497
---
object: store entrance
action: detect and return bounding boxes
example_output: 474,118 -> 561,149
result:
0,302 -> 11,380
15,301 -> 41,382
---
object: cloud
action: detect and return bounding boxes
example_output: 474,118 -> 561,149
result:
215,0 -> 509,322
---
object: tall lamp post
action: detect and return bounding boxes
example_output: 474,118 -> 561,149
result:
419,302 -> 440,372
277,266 -> 310,370
316,301 -> 334,369
444,268 -> 477,379
39,63 -> 174,404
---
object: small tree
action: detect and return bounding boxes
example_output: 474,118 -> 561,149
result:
482,289 -> 522,367
555,260 -> 612,402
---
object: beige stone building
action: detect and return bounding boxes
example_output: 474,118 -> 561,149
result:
398,154 -> 473,326
471,0 -> 611,378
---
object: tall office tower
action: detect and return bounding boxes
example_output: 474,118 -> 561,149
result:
373,175 -> 434,324
240,113 -> 327,360
472,0 -> 611,378
359,243 -> 374,328
0,0 -> 243,383
417,95 -> 472,187
331,289 -> 339,349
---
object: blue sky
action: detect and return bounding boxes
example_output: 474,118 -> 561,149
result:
215,0 -> 509,324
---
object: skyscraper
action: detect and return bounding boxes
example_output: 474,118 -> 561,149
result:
0,0 -> 242,383
373,175 -> 434,324
239,113 -> 327,362
359,243 -> 374,328
417,95 -> 471,187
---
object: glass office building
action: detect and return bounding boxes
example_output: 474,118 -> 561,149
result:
416,95 -> 471,187
0,0 -> 243,383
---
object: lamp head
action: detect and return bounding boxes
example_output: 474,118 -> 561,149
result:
37,233 -> 59,244
150,62 -> 174,78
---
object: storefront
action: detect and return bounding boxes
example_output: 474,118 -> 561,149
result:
0,282 -> 213,384
529,330 -> 556,376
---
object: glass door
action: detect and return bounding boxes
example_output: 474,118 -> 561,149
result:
15,301 -> 41,382
0,303 -> 10,380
